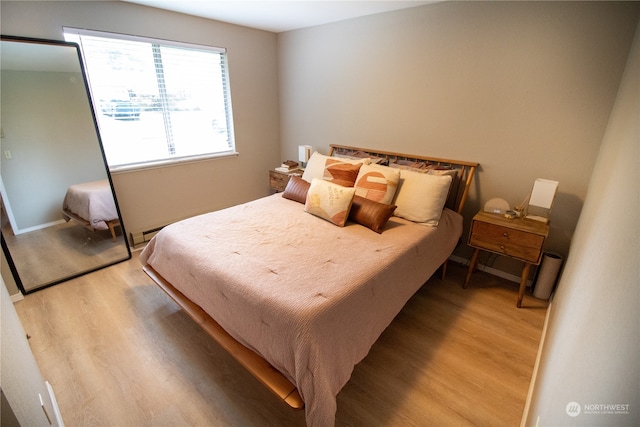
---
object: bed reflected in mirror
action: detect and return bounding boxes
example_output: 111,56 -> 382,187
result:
0,35 -> 131,294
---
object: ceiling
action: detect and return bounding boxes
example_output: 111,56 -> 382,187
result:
122,0 -> 435,33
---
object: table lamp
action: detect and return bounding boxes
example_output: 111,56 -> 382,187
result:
525,178 -> 559,223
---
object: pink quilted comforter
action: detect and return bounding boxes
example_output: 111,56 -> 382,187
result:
61,180 -> 118,230
140,194 -> 462,426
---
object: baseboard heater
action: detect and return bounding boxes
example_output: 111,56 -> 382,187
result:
131,225 -> 166,247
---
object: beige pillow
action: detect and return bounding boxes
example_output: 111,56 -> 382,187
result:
354,164 -> 400,204
305,178 -> 356,227
427,169 -> 460,210
302,152 -> 369,184
393,169 -> 453,226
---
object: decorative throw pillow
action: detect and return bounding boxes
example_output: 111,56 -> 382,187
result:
354,164 -> 400,204
427,168 -> 460,210
323,159 -> 362,187
349,195 -> 397,234
302,152 -> 369,184
304,178 -> 356,227
393,169 -> 453,226
333,150 -> 387,164
389,159 -> 432,170
282,176 -> 310,204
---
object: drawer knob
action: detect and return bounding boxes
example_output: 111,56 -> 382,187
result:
503,232 -> 508,237
500,245 -> 505,251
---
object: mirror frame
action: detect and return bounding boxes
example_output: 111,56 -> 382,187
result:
1,34 -> 131,294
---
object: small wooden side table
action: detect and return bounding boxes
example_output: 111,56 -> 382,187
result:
268,169 -> 302,192
464,211 -> 549,308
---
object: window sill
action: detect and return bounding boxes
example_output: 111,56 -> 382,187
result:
109,151 -> 239,175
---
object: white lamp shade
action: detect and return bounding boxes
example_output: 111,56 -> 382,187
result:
526,178 -> 559,222
298,145 -> 312,163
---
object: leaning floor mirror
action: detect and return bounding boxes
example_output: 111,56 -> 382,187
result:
1,35 -> 131,294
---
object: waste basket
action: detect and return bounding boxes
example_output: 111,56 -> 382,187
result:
533,252 -> 563,300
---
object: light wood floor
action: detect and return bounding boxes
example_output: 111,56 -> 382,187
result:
2,220 -> 128,292
14,251 -> 547,426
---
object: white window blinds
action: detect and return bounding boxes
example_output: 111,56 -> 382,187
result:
64,28 -> 235,169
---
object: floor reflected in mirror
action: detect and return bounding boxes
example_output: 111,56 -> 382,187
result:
2,220 -> 127,291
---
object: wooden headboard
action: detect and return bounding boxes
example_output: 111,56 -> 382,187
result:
329,144 -> 479,214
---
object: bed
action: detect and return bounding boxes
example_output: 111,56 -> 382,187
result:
140,145 -> 478,426
61,179 -> 121,241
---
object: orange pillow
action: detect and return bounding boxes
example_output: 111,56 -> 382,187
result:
323,159 -> 362,187
349,195 -> 397,233
282,176 -> 310,204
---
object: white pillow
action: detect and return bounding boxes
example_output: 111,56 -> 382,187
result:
301,151 -> 370,183
354,164 -> 400,205
304,178 -> 356,227
393,169 -> 453,226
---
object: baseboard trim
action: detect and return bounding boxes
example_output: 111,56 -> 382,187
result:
10,292 -> 24,303
46,381 -> 65,427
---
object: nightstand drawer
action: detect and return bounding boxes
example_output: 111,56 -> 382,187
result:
269,169 -> 302,192
470,221 -> 544,263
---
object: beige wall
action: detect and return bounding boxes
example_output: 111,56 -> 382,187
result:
1,70 -> 107,230
278,1 -> 640,275
1,1 -> 281,236
525,21 -> 639,425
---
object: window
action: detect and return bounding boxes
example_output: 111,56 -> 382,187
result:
64,28 -> 235,170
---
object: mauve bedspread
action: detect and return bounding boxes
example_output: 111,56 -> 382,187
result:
61,180 -> 117,230
140,193 -> 462,426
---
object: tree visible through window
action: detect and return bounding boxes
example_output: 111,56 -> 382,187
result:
64,28 -> 235,169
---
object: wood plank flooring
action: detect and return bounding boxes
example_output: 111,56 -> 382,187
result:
14,251 -> 547,426
2,221 -> 128,291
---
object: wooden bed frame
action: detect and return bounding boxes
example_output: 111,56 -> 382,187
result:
328,144 -> 478,215
62,209 -> 121,241
143,145 -> 478,411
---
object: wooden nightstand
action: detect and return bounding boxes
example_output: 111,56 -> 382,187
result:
269,169 -> 302,192
464,211 -> 549,308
